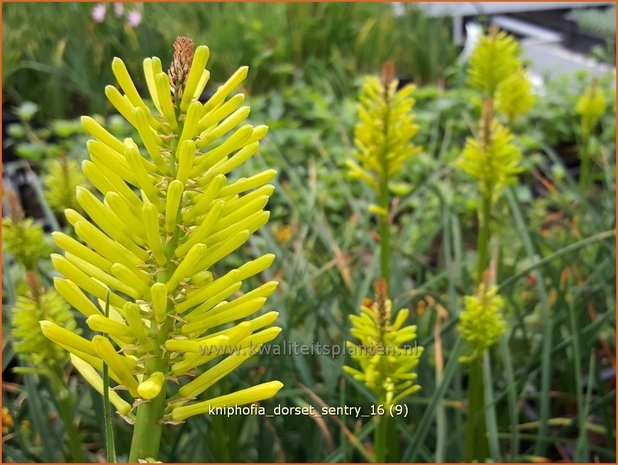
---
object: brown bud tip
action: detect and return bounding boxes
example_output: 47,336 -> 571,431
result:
168,36 -> 195,99
381,61 -> 396,88
374,277 -> 389,326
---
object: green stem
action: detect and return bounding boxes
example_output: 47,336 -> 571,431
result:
476,193 -> 492,283
579,134 -> 591,191
129,387 -> 167,462
379,177 -> 391,292
463,356 -> 488,462
374,413 -> 389,463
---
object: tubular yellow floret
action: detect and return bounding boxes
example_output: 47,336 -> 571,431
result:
166,243 -> 207,292
203,66 -> 249,112
151,283 -> 168,323
142,203 -> 166,266
54,277 -> 101,317
180,45 -> 210,112
155,72 -> 178,130
176,140 -> 196,185
92,335 -> 139,396
138,371 -> 166,400
70,354 -> 132,415
171,381 -> 283,421
198,93 -> 245,131
165,180 -> 184,233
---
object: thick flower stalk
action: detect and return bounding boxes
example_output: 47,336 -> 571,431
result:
44,154 -> 88,214
576,79 -> 606,189
344,278 -> 423,462
40,37 -> 283,461
459,26 -> 526,462
346,62 -> 421,289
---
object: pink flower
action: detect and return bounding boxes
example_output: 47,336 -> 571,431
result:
91,3 -> 107,23
113,3 -> 124,18
126,10 -> 142,28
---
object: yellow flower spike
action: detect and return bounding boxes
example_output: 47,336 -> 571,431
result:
183,176 -> 226,222
180,45 -> 210,112
218,170 -> 277,198
123,302 -> 152,349
198,93 -> 245,132
125,140 -> 159,203
175,269 -> 241,313
142,203 -> 167,266
105,85 -> 138,127
86,315 -> 134,341
176,140 -> 196,185
54,277 -> 101,317
166,243 -> 207,292
151,283 -> 168,323
458,116 -> 522,201
178,101 -> 203,148
81,116 -> 126,154
164,334 -> 229,353
458,285 -> 506,363
92,335 -> 139,397
577,80 -> 606,140
52,231 -> 112,272
155,73 -> 178,130
165,180 -> 184,233
175,201 -> 224,257
138,371 -> 166,400
110,263 -> 150,296
44,41 -> 281,455
70,354 -> 132,415
104,192 -> 146,239
133,107 -> 166,170
345,279 -> 423,408
203,66 -> 249,112
143,58 -> 163,114
198,106 -> 251,146
171,381 -> 283,422
51,254 -> 127,308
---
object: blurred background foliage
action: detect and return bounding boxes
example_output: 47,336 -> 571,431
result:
3,2 -> 458,119
2,2 -> 616,463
